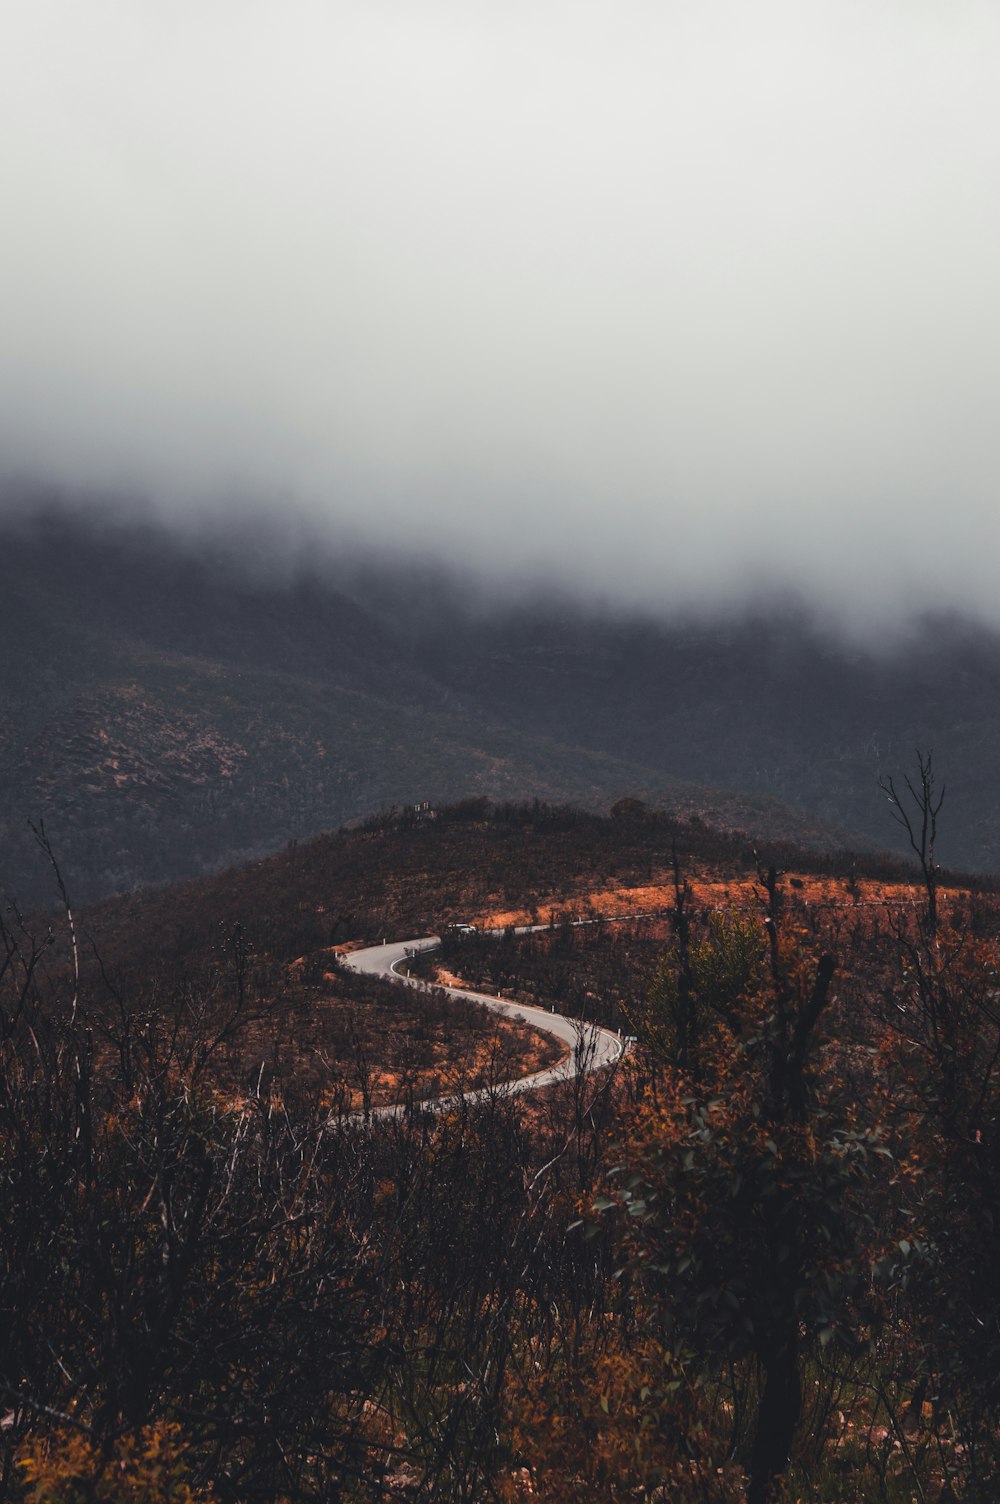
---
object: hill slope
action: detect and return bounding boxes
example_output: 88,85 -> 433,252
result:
3,512 -> 860,903
7,506 -> 1000,900
397,596 -> 1000,873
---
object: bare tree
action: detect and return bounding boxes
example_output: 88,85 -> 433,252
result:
879,750 -> 945,937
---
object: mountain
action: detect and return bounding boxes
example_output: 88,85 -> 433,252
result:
403,598 -> 1000,872
3,505 -> 997,903
3,509 -> 862,904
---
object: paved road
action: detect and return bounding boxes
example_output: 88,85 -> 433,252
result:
340,934 -> 626,1120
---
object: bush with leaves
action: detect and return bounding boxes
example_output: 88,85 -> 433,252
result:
606,877 -> 887,1503
17,1422 -> 213,1504
878,916 -> 1000,1499
500,1324 -> 743,1502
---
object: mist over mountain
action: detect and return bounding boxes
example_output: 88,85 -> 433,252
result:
5,4 -> 1000,897
3,505 -> 1000,905
4,2 -> 1000,627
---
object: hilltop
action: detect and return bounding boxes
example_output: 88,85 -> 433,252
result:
78,798 -> 964,984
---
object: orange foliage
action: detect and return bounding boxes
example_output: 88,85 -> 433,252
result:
500,1329 -> 743,1502
18,1422 -> 214,1504
482,873 -> 959,931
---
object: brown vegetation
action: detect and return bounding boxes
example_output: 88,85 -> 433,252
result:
8,794 -> 1000,1499
78,799 -> 962,986
269,964 -> 563,1111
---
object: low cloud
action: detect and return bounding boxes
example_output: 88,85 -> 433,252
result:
3,1 -> 1000,624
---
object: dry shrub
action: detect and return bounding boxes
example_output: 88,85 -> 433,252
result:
501,1328 -> 744,1502
18,1422 -> 214,1504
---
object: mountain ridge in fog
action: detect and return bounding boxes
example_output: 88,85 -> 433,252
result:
3,506 -> 1000,902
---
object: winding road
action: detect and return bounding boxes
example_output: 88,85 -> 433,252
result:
341,934 -> 626,1119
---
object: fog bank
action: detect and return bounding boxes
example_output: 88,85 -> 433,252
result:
3,2 -> 1000,624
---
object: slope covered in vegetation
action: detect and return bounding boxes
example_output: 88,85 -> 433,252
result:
19,505 -> 1000,904
1,511 -> 862,905
3,791 -> 1000,1498
77,798 -> 925,981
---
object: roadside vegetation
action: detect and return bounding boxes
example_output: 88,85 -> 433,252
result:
279,961 -> 563,1112
79,797 -> 942,983
5,789 -> 1000,1500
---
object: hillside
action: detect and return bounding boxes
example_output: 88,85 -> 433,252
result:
8,505 -> 1000,903
0,509 -> 869,904
80,799 -> 945,986
12,794 -> 1000,1502
397,593 -> 1000,876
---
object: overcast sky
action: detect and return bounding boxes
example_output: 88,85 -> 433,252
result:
3,1 -> 1000,621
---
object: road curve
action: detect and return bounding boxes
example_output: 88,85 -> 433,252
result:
340,935 -> 625,1120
